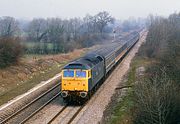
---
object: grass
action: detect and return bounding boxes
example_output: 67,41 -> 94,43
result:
106,56 -> 151,124
22,54 -> 55,62
127,56 -> 150,85
108,90 -> 134,124
23,42 -> 54,49
22,42 -> 55,54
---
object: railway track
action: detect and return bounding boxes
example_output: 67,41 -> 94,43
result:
0,83 -> 61,124
47,105 -> 67,124
46,104 -> 85,124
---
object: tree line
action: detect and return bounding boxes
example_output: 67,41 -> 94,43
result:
0,11 -> 115,54
0,11 -> 115,68
133,13 -> 180,124
0,11 -> 145,68
25,11 -> 115,54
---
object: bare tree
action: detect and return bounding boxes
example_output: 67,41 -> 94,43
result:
0,16 -> 20,37
47,18 -> 64,53
20,11 -> 120,54
83,14 -> 95,34
63,19 -> 72,41
27,18 -> 47,42
69,18 -> 83,40
95,11 -> 114,34
133,69 -> 180,124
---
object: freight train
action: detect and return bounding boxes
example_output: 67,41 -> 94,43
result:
61,32 -> 140,103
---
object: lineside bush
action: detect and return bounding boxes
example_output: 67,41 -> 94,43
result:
0,37 -> 23,68
133,69 -> 180,124
132,12 -> 180,124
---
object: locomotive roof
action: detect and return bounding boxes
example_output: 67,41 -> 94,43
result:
63,53 -> 102,70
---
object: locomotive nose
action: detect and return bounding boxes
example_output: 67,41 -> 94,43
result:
61,91 -> 68,97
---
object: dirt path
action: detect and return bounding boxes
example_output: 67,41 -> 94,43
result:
71,31 -> 147,124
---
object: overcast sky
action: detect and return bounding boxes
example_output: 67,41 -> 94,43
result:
0,0 -> 180,20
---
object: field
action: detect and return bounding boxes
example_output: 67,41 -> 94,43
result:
24,42 -> 53,49
22,42 -> 55,54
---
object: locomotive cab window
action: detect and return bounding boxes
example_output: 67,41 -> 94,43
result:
76,70 -> 86,78
63,70 -> 74,77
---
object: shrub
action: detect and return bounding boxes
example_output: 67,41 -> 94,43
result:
0,37 -> 23,68
133,69 -> 180,124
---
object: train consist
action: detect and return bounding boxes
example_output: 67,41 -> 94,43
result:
61,32 -> 140,102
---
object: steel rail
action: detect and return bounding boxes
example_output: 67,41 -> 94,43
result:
67,105 -> 85,124
47,105 -> 68,124
20,92 -> 61,124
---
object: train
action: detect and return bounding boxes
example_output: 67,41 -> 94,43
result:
61,32 -> 140,103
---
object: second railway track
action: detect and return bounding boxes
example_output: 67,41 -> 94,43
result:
0,83 -> 61,124
0,81 -> 85,124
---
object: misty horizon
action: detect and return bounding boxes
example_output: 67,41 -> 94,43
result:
0,0 -> 180,20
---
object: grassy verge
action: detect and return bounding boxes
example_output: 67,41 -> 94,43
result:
0,62 -> 65,106
108,89 -> 134,124
104,56 -> 151,124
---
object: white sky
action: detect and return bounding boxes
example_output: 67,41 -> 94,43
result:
0,0 -> 180,20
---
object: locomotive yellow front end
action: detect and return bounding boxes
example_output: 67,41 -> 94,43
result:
61,69 -> 91,99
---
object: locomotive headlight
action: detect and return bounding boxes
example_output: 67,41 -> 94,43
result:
61,91 -> 68,98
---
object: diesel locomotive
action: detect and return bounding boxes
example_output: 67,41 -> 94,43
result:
61,32 -> 140,102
